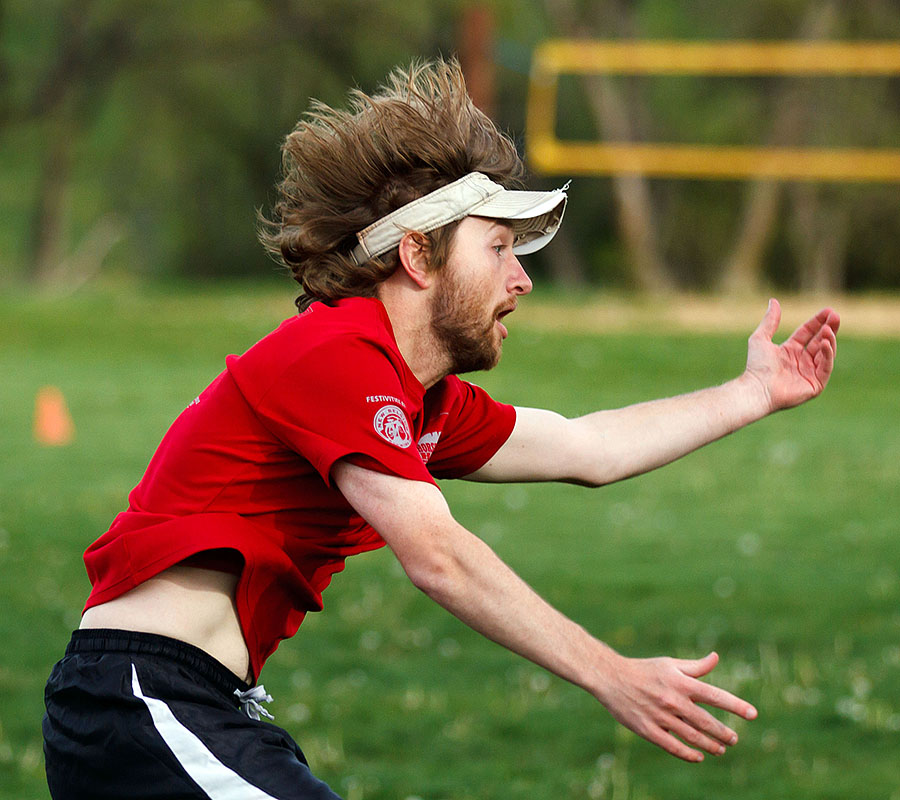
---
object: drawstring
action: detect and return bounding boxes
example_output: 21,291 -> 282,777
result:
234,685 -> 275,720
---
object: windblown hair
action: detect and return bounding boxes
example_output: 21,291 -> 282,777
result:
258,58 -> 525,310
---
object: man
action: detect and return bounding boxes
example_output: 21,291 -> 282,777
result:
43,59 -> 839,799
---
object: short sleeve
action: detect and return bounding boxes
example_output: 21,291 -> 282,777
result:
425,377 -> 516,479
227,336 -> 435,488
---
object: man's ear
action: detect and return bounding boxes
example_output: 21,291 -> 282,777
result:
397,231 -> 433,289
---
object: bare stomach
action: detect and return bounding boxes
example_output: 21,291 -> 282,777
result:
79,564 -> 252,683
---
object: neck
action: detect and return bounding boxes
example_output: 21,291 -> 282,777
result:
377,280 -> 450,390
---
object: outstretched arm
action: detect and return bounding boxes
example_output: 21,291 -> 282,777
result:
333,460 -> 757,762
470,299 -> 839,485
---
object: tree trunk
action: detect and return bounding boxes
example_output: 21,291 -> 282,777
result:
718,1 -> 840,293
542,221 -> 589,288
581,75 -> 675,292
457,4 -> 495,118
789,184 -> 848,292
544,0 -> 674,292
29,117 -> 74,285
720,181 -> 781,295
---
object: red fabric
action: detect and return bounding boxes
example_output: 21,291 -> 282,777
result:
83,297 -> 515,679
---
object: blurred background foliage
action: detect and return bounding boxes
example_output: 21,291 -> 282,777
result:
1,0 -> 899,295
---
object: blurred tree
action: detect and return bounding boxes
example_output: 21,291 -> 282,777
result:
2,0 -> 899,292
1,0 -> 465,286
458,3 -> 496,117
12,0 -> 130,285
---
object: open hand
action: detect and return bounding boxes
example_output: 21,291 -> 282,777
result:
599,651 -> 757,763
745,298 -> 840,412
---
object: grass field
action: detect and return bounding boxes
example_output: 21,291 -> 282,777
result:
1,283 -> 898,800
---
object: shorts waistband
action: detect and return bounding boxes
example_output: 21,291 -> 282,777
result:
66,628 -> 252,695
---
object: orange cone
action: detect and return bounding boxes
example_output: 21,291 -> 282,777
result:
33,385 -> 75,446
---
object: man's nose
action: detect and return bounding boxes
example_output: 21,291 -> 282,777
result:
509,256 -> 533,295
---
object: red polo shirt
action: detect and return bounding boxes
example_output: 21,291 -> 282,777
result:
83,297 -> 515,679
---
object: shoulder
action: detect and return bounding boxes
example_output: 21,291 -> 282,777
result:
234,297 -> 399,370
228,297 -> 418,403
425,375 -> 513,432
267,297 -> 393,348
428,374 -> 497,407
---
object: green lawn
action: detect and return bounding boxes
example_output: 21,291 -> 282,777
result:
1,284 -> 898,800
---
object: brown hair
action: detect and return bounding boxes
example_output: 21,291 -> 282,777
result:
258,58 -> 525,310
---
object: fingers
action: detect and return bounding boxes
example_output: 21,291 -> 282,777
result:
661,653 -> 758,761
666,715 -> 732,758
788,306 -> 840,350
677,652 -> 757,718
752,298 -> 782,342
813,336 -> 836,385
684,662 -> 759,721
821,317 -> 838,353
643,697 -> 743,763
679,650 -> 719,679
648,727 -> 709,763
660,704 -> 752,764
752,298 -> 839,349
794,309 -> 838,391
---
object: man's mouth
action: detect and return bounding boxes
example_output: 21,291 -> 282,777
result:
495,304 -> 516,338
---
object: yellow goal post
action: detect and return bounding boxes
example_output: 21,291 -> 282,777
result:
526,40 -> 900,182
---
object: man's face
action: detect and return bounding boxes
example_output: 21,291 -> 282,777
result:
429,216 -> 533,374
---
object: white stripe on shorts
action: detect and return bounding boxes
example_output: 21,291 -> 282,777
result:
131,664 -> 277,800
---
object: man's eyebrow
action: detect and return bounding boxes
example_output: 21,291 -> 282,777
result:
473,216 -> 514,233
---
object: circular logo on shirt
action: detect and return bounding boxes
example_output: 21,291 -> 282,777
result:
373,404 -> 412,449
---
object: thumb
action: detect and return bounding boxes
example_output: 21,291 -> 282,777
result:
752,298 -> 781,342
679,651 -> 720,679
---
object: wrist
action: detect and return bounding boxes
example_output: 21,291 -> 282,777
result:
734,370 -> 774,420
578,638 -> 623,701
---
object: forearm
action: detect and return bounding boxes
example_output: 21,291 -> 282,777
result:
401,514 -> 756,763
472,372 -> 772,486
570,371 -> 770,486
332,460 -> 616,693
414,519 -> 617,695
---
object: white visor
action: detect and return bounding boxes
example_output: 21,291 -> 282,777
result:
350,172 -> 569,265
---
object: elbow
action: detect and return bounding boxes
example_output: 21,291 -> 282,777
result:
562,470 -> 614,489
567,475 -> 607,489
564,446 -> 619,488
567,449 -> 634,487
402,549 -> 461,603
387,517 -> 481,605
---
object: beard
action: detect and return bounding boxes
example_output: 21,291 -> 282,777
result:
429,269 -> 503,375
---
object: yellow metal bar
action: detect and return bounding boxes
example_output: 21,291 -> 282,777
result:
534,39 -> 900,75
525,71 -> 558,145
527,40 -> 900,181
530,139 -> 900,182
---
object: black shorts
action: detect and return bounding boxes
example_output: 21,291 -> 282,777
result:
43,629 -> 343,800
